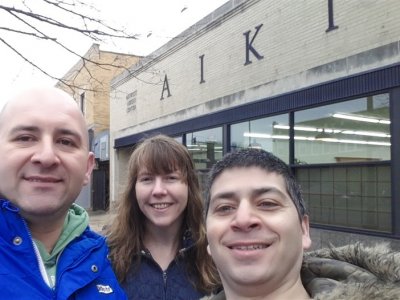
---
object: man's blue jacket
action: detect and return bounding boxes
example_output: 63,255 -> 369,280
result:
0,199 -> 127,299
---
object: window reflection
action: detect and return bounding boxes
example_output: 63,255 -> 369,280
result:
294,94 -> 390,164
185,127 -> 223,170
230,114 -> 289,163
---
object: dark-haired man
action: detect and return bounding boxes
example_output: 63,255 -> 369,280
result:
205,148 -> 311,299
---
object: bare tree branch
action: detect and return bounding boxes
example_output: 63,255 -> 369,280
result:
0,3 -> 138,40
41,0 -> 138,39
0,0 -> 142,89
0,36 -> 69,85
0,26 -> 56,40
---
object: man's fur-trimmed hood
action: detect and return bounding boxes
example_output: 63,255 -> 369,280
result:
302,243 -> 400,300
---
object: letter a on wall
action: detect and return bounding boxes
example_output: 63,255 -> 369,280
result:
160,74 -> 172,100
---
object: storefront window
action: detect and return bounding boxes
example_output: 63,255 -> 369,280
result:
294,94 -> 390,164
185,127 -> 223,170
174,136 -> 183,144
296,164 -> 391,232
185,127 -> 223,192
230,114 -> 289,163
294,93 -> 391,232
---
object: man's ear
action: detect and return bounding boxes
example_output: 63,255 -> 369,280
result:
301,215 -> 312,250
83,152 -> 95,186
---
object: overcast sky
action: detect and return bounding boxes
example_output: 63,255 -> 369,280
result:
0,0 -> 228,109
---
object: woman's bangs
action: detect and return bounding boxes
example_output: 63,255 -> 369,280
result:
139,145 -> 182,175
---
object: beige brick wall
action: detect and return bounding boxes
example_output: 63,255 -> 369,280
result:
110,0 -> 400,203
111,0 -> 400,137
57,44 -> 140,135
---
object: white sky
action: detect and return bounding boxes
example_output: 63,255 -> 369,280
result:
0,0 -> 228,109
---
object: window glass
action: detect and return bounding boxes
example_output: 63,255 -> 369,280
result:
296,165 -> 391,232
230,114 -> 289,163
294,94 -> 390,164
185,127 -> 223,170
173,135 -> 183,144
294,93 -> 391,232
186,128 -> 223,192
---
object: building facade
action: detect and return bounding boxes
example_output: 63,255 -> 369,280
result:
57,43 -> 141,210
110,0 -> 400,248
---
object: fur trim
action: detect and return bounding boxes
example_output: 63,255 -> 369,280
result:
302,243 -> 400,300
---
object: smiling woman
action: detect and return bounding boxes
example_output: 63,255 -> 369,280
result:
106,134 -> 220,300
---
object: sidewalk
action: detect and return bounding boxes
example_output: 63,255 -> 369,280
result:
87,210 -> 116,234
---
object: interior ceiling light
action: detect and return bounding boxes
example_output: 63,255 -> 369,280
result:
273,124 -> 389,138
244,132 -> 271,139
243,132 -> 390,146
313,138 -> 390,147
341,130 -> 390,138
333,113 -> 391,124
273,124 -> 290,130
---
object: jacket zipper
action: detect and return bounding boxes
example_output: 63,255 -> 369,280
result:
163,270 -> 167,288
20,216 -> 54,289
141,250 -> 169,291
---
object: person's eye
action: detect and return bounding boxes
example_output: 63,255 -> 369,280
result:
57,138 -> 76,147
15,135 -> 36,143
138,176 -> 152,183
165,172 -> 182,182
214,204 -> 235,215
167,175 -> 179,181
259,200 -> 279,209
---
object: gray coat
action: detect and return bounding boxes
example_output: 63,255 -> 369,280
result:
303,242 -> 400,300
205,243 -> 400,300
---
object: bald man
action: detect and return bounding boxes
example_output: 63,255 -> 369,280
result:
0,87 -> 126,299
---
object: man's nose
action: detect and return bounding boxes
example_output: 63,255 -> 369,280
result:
31,139 -> 60,167
231,200 -> 261,231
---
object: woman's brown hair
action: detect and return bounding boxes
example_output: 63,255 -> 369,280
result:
107,134 -> 220,294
